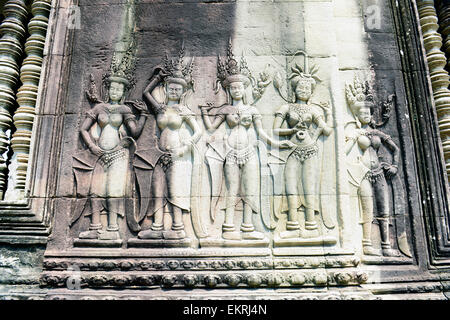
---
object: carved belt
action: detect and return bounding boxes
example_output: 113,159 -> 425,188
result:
225,146 -> 256,165
99,148 -> 127,168
292,143 -> 319,163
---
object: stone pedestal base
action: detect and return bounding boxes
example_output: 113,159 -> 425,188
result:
273,235 -> 337,247
73,239 -> 123,248
199,238 -> 270,248
127,238 -> 192,248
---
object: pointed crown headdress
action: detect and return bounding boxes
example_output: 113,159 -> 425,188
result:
345,76 -> 375,115
216,39 -> 252,91
104,35 -> 138,90
162,43 -> 195,90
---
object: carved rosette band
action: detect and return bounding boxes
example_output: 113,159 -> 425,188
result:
0,0 -> 28,199
417,0 -> 450,182
40,270 -> 368,290
5,0 -> 52,200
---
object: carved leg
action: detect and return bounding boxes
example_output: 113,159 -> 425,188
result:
98,198 -> 121,240
240,157 -> 264,240
241,203 -> 264,240
373,176 -> 400,257
80,163 -> 107,239
222,162 -> 241,240
138,168 -> 165,239
163,205 -> 186,240
360,179 -> 380,256
301,158 -> 319,238
280,156 -> 300,239
78,199 -> 102,239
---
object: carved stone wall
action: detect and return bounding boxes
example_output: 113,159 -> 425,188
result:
1,0 -> 450,300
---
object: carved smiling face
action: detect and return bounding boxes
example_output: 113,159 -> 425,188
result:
167,82 -> 184,102
295,80 -> 312,102
229,81 -> 245,101
356,103 -> 372,125
108,81 -> 125,103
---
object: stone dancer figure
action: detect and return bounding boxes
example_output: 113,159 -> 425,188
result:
345,77 -> 401,256
200,42 -> 294,241
72,38 -> 148,241
138,46 -> 202,240
272,57 -> 334,239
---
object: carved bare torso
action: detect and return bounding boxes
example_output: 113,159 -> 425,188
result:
357,129 -> 382,171
88,103 -> 134,151
224,104 -> 259,151
157,105 -> 186,152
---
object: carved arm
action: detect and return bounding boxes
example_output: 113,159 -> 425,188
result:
143,73 -> 165,114
200,106 -> 225,133
80,116 -> 103,156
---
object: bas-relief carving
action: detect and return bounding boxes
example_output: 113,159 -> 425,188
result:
67,45 -> 413,260
64,0 -> 412,263
70,1 -> 148,244
270,51 -> 336,246
136,45 -> 206,242
199,41 -> 294,244
344,77 -> 412,258
71,36 -> 149,243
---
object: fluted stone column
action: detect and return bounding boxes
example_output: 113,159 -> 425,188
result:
4,0 -> 52,200
0,0 -> 28,199
436,1 -> 450,71
417,0 -> 450,182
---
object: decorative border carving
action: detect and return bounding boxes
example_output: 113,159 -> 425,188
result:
39,270 -> 369,289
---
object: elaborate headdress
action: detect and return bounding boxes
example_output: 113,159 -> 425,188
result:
288,51 -> 320,89
86,0 -> 138,103
162,43 -> 195,90
216,39 -> 252,91
104,37 -> 138,89
345,76 -> 375,116
273,50 -> 321,103
345,75 -> 393,127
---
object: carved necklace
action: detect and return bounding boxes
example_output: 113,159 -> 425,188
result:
289,103 -> 310,116
106,104 -> 122,113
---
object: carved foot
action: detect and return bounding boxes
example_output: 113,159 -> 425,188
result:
279,230 -> 300,239
222,231 -> 241,240
363,245 -> 381,256
78,230 -> 101,239
163,229 -> 186,240
140,217 -> 153,230
98,230 -> 120,240
382,247 -> 401,257
138,229 -> 163,239
241,231 -> 265,240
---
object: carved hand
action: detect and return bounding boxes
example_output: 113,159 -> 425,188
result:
132,100 -> 148,113
318,101 -> 331,110
119,139 -> 131,149
385,165 -> 398,179
90,145 -> 105,157
200,102 -> 216,114
171,145 -> 189,158
157,68 -> 170,79
278,140 -> 297,149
